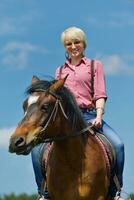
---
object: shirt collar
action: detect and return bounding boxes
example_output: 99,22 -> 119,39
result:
65,56 -> 88,68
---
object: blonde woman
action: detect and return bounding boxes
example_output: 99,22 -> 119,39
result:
31,27 -> 124,200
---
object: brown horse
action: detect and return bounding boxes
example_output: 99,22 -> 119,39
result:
9,76 -> 113,200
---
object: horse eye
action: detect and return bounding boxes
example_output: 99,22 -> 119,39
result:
41,104 -> 49,112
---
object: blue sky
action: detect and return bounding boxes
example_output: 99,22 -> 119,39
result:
0,0 -> 134,196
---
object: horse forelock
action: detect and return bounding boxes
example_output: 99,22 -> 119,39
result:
26,79 -> 86,132
26,80 -> 54,95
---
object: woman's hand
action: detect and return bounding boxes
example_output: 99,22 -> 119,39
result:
92,116 -> 102,129
92,98 -> 105,129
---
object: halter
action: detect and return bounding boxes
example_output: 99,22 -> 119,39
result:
34,89 -> 92,144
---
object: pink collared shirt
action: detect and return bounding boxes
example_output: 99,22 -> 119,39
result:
55,56 -> 107,108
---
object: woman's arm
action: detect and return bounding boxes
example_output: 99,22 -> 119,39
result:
92,97 -> 105,128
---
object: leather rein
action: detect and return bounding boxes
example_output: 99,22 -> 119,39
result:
34,89 -> 92,144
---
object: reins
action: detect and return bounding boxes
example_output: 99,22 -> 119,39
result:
40,125 -> 93,143
34,89 -> 93,144
39,98 -> 68,133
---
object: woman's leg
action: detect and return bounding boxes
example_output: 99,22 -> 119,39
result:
31,144 -> 50,199
101,121 -> 125,189
31,144 -> 45,195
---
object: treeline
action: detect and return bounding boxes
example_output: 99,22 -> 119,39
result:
0,193 -> 134,200
0,193 -> 37,200
129,194 -> 134,200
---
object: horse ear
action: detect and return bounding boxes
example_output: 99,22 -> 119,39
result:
32,75 -> 40,84
50,74 -> 69,91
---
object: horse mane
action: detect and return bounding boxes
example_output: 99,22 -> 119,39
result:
26,79 -> 87,132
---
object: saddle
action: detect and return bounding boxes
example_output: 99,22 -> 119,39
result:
39,127 -> 121,195
89,126 -> 121,193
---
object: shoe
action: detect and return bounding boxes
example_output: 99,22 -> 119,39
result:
36,195 -> 50,200
114,196 -> 124,200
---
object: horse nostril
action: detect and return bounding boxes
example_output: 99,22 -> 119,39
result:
14,136 -> 25,147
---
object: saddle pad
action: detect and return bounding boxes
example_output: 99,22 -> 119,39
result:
96,132 -> 116,169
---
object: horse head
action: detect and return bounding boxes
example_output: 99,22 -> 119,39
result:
9,75 -> 68,155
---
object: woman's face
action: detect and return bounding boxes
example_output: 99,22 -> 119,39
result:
64,38 -> 85,59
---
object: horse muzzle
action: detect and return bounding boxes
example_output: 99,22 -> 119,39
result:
9,135 -> 33,155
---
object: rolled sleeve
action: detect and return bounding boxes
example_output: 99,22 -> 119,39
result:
94,60 -> 107,101
55,67 -> 60,80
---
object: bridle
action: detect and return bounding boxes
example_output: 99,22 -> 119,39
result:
39,92 -> 68,133
34,89 -> 93,144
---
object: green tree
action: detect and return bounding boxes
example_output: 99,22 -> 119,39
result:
128,193 -> 134,200
0,193 -> 37,200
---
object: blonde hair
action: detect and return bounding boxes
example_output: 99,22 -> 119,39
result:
61,26 -> 87,49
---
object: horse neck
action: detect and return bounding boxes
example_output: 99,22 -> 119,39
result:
51,108 -> 88,162
53,133 -> 87,164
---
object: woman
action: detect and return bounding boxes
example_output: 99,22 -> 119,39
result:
31,26 -> 124,200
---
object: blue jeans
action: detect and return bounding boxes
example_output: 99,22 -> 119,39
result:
31,143 -> 50,198
31,109 -> 124,197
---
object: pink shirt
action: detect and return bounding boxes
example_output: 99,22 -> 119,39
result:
55,56 -> 107,108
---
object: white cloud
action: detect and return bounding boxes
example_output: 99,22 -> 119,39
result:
0,127 -> 15,149
0,16 -> 28,35
0,17 -> 19,35
3,41 -> 38,52
87,11 -> 134,28
2,41 -> 46,69
0,10 -> 42,35
110,12 -> 134,27
101,54 -> 134,75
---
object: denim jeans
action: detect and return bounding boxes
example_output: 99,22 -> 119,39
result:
31,143 -> 50,198
31,109 -> 124,197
